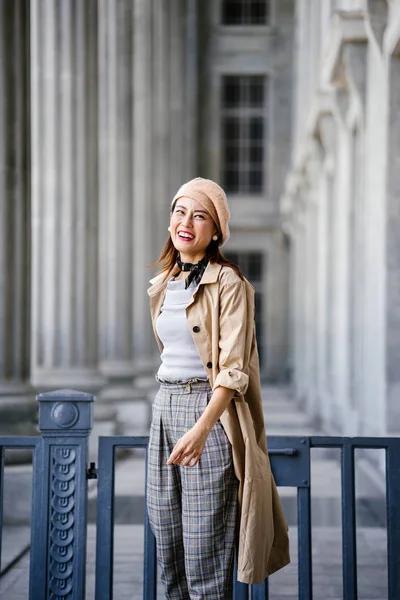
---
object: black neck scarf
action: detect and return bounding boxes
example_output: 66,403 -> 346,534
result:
176,254 -> 209,289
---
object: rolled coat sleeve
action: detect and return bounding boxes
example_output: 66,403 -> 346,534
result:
212,276 -> 249,396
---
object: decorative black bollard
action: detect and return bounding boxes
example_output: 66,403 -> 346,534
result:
30,389 -> 95,600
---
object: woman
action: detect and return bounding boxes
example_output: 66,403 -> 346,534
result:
146,177 -> 290,599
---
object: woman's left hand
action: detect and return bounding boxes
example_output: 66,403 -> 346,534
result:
167,423 -> 210,468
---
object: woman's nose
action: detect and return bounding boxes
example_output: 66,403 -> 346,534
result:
181,213 -> 194,226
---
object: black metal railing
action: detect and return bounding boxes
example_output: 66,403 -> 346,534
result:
0,389 -> 399,599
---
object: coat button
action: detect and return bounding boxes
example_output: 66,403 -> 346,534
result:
193,326 -> 200,333
207,361 -> 212,368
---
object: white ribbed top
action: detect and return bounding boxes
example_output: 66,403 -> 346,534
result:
155,278 -> 208,381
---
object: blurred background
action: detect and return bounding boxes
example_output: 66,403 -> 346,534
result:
1,0 -> 296,440
1,0 -> 399,446
0,0 -> 399,597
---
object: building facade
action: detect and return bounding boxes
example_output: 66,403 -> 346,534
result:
0,0 -> 295,434
281,0 -> 400,440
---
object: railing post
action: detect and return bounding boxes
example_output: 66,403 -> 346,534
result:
30,389 -> 95,600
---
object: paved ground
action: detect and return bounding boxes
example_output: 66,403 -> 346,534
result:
0,385 -> 390,599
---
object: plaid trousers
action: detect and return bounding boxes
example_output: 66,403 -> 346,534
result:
146,377 -> 239,600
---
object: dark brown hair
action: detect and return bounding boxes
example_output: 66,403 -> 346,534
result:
148,201 -> 245,280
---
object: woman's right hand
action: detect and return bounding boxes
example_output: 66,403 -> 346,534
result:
166,422 -> 210,467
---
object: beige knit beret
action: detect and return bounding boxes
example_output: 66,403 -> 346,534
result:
171,177 -> 230,247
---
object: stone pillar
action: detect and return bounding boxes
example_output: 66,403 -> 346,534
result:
97,0 -> 136,399
152,0 -> 172,250
294,201 -> 307,405
385,50 -> 400,433
299,206 -> 308,405
318,114 -> 337,430
303,186 -> 316,415
185,0 -> 198,177
332,115 -> 352,434
132,0 -> 159,380
284,217 -> 295,383
291,217 -> 300,396
152,0 -> 194,249
306,145 -> 324,425
30,1 -> 103,391
315,155 -> 329,424
168,0 -> 186,195
347,124 -> 364,433
0,0 -> 35,436
265,231 -> 290,381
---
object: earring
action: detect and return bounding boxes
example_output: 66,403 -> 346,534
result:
168,226 -> 171,232
212,235 -> 218,241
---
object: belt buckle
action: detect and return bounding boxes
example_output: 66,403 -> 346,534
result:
185,383 -> 191,393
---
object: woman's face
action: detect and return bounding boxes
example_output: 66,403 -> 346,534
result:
170,196 -> 218,262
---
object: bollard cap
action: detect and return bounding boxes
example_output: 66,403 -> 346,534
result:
36,389 -> 95,436
37,388 -> 95,402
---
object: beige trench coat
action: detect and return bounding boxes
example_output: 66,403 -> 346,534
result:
147,260 -> 290,584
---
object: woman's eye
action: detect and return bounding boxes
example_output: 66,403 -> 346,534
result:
176,210 -> 204,219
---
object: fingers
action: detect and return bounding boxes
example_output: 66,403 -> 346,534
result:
167,444 -> 200,467
186,455 -> 200,467
181,455 -> 198,467
169,451 -> 197,467
180,454 -> 198,467
166,442 -> 186,465
166,431 -> 206,467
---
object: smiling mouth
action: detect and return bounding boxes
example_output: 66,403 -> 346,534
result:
178,232 -> 195,241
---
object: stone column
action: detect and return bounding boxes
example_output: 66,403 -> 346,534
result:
0,0 -> 35,436
297,186 -> 309,406
290,208 -> 298,397
306,145 -> 324,424
386,50 -> 400,433
303,186 -> 316,415
168,0 -> 187,195
152,0 -> 194,249
185,0 -> 198,177
132,0 -> 159,381
295,201 -> 307,405
318,113 -> 337,430
283,214 -> 295,383
152,0 -> 172,250
265,230 -> 290,382
97,0 -> 136,399
291,213 -> 297,396
316,157 -> 329,425
332,115 -> 352,434
30,1 -> 103,391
